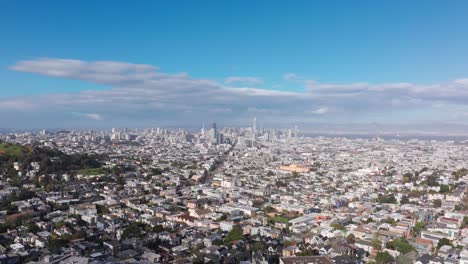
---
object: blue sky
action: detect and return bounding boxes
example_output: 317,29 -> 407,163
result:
1,1 -> 468,129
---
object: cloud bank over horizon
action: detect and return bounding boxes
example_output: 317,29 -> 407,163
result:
3,57 -> 468,130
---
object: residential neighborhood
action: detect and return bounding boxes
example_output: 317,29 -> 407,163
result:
0,125 -> 467,263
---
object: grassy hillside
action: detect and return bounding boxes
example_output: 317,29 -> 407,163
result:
0,143 -> 105,177
76,167 -> 105,176
0,143 -> 30,157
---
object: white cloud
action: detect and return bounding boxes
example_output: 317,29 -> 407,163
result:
306,107 -> 329,115
247,107 -> 283,114
0,98 -> 35,110
283,73 -> 301,81
72,112 -> 104,121
454,78 -> 468,85
4,58 -> 468,128
11,58 -> 163,85
305,79 -> 468,103
224,76 -> 263,86
212,108 -> 232,113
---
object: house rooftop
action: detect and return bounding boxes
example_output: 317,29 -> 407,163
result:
280,256 -> 334,264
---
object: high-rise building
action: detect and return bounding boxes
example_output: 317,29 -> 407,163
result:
212,122 -> 217,137
216,133 -> 224,145
209,122 -> 217,141
252,117 -> 257,134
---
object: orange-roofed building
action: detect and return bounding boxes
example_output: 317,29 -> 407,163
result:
278,164 -> 310,173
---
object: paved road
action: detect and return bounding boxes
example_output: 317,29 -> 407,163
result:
202,143 -> 235,185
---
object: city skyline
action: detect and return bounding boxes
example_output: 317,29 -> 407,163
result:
0,121 -> 466,263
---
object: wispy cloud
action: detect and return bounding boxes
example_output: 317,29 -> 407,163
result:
11,58 -> 159,85
224,76 -> 263,86
0,98 -> 36,110
306,107 -> 329,115
454,78 -> 468,85
4,58 -> 468,128
283,73 -> 303,81
72,112 -> 104,121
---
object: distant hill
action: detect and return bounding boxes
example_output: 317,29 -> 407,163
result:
0,143 -> 105,176
0,143 -> 31,157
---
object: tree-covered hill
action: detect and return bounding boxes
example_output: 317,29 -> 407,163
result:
0,142 -> 105,176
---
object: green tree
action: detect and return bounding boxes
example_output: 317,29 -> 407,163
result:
54,221 -> 65,229
413,222 -> 425,233
376,194 -> 397,204
386,238 -> 416,254
116,176 -> 126,185
452,168 -> 468,180
437,238 -> 452,249
425,175 -> 439,186
153,225 -> 164,233
331,223 -> 345,231
400,195 -> 410,204
463,216 -> 468,228
25,223 -> 40,233
225,225 -> 244,244
282,240 -> 294,247
122,223 -> 145,239
385,217 -> 397,225
433,199 -> 442,208
372,233 -> 382,250
346,233 -> 356,244
296,248 -> 315,256
252,241 -> 264,251
9,176 -> 22,187
96,204 -> 110,215
439,185 -> 450,193
375,251 -> 394,264
48,238 -> 69,249
216,214 -> 228,222
264,206 -> 275,213
151,168 -> 163,175
402,172 -> 414,183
